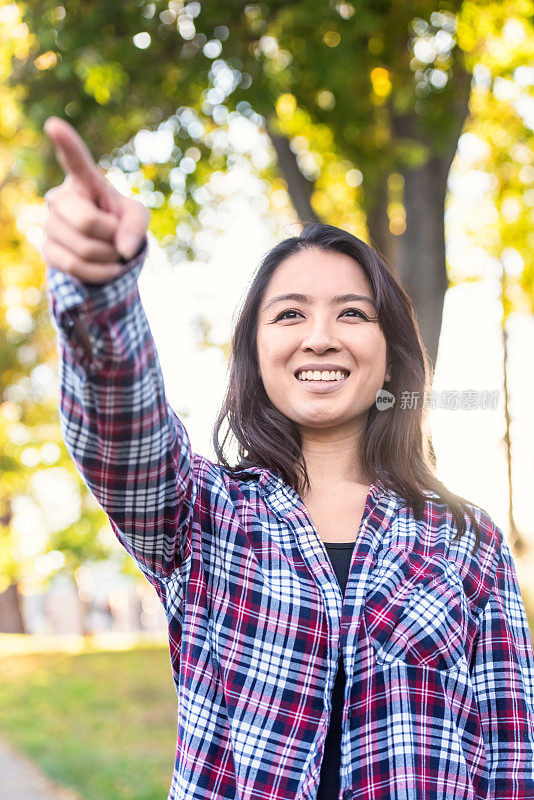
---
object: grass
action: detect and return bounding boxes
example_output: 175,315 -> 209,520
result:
0,636 -> 177,800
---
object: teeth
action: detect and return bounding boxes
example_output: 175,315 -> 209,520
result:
296,370 -> 348,381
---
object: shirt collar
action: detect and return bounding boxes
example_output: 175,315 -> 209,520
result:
226,465 -> 406,514
252,468 -> 406,515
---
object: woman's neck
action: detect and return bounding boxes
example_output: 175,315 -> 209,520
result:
299,424 -> 370,492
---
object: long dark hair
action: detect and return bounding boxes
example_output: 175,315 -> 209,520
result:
213,223 -> 482,555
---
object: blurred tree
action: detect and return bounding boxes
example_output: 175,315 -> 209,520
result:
15,0 -> 534,367
454,5 -> 534,555
5,0 -> 533,562
0,5 -> 122,632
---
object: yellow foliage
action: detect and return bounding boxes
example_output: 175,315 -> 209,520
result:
455,0 -> 534,309
370,67 -> 392,99
275,93 -> 297,119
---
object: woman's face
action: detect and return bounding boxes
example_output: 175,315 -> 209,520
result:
256,248 -> 391,434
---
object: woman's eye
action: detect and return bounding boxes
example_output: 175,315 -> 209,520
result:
274,308 -> 370,321
274,309 -> 301,321
342,308 -> 369,320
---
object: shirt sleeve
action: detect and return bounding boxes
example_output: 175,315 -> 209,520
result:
46,239 -> 196,593
470,534 -> 534,798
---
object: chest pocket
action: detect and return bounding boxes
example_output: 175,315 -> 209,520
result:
363,547 -> 469,672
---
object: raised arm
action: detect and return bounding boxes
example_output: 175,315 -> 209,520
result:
43,118 -> 196,591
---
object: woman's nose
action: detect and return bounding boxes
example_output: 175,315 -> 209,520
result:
300,319 -> 341,352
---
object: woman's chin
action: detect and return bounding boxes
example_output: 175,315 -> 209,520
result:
293,410 -> 347,429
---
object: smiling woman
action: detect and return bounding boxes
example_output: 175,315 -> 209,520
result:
212,224 -> 478,550
44,119 -> 534,800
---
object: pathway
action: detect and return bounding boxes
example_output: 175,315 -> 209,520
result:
0,738 -> 82,800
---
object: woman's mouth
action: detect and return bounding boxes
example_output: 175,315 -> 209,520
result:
295,369 -> 350,382
293,369 -> 350,391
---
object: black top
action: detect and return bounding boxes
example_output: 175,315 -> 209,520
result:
316,541 -> 356,800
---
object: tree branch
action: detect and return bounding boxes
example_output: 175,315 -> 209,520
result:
265,119 -> 322,225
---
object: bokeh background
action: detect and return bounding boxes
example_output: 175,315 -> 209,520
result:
1,2 -> 533,798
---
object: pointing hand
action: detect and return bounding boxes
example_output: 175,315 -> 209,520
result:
43,117 -> 149,284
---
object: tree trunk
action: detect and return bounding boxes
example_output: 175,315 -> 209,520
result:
0,583 -> 26,633
365,172 -> 399,276
396,155 -> 450,370
390,69 -> 472,368
0,496 -> 26,633
500,264 -> 526,556
364,145 -> 450,370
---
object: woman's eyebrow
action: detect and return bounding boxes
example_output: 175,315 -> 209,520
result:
262,292 -> 377,314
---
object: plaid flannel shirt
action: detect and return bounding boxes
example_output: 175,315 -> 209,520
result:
47,242 -> 534,800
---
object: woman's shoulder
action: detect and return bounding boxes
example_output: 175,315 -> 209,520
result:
415,486 -> 499,531
192,456 -> 271,498
395,486 -> 504,563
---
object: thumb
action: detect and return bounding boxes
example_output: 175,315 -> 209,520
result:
114,196 -> 149,261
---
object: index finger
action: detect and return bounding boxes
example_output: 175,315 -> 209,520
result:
44,117 -> 102,187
